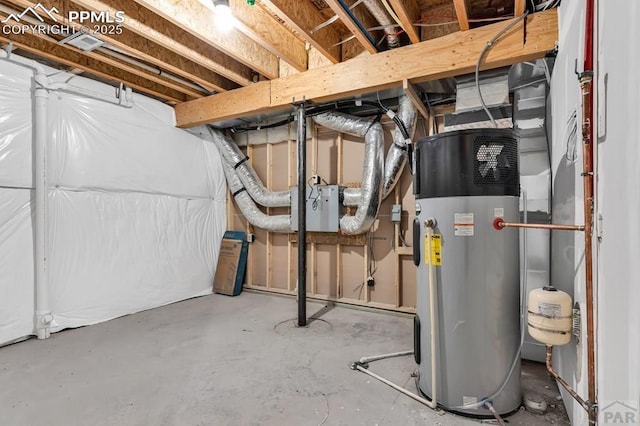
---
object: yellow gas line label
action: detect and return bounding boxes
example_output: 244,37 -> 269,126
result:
425,234 -> 442,266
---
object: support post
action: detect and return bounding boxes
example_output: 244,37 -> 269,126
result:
295,101 -> 307,327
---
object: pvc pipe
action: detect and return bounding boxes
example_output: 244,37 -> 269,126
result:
34,71 -> 53,339
354,364 -> 435,407
358,350 -> 413,365
425,224 -> 438,409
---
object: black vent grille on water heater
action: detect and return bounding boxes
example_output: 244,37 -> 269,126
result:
473,135 -> 519,187
414,128 -> 519,199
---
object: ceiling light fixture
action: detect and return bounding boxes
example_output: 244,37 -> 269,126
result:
214,0 -> 231,17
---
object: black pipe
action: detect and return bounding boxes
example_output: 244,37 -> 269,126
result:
296,103 -> 307,327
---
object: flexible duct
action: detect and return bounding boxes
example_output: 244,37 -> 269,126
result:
362,0 -> 400,48
343,95 -> 417,206
210,127 -> 291,208
313,112 -> 383,235
220,156 -> 291,232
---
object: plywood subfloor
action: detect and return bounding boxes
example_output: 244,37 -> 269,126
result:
0,292 -> 568,425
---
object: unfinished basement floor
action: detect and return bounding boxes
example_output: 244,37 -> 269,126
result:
0,292 -> 570,426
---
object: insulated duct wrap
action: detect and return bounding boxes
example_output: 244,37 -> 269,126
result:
211,128 -> 291,207
342,95 -> 417,206
362,0 -> 400,48
313,112 -> 383,235
220,157 -> 291,232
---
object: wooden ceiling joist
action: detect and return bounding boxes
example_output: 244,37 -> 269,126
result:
453,0 -> 470,31
228,0 -> 307,72
324,0 -> 378,55
387,0 -> 421,44
402,79 -> 429,119
260,0 -> 342,64
6,0 -> 240,93
71,0 -> 252,87
175,9 -> 558,127
132,0 -> 279,79
0,30 -> 188,103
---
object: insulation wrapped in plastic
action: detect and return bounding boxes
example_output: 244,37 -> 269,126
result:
340,95 -> 417,207
221,157 -> 291,232
210,128 -> 291,207
0,55 -> 226,345
313,112 -> 384,234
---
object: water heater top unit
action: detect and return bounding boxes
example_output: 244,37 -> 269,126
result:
413,128 -> 521,417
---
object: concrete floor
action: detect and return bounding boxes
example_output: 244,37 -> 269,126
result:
0,291 -> 569,426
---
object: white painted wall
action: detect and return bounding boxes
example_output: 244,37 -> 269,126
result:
551,1 -> 640,423
595,0 -> 640,421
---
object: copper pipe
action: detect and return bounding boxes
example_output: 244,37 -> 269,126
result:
493,218 -> 585,232
581,1 -> 597,422
546,346 -> 595,417
580,73 -> 598,426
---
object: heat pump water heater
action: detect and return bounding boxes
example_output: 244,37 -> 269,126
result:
412,128 -> 521,416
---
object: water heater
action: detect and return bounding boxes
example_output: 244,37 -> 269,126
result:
412,129 -> 521,416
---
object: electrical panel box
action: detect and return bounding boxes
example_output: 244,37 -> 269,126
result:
391,204 -> 402,223
291,185 -> 341,232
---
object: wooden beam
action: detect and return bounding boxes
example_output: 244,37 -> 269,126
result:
227,0 -> 307,72
324,0 -> 378,54
7,0 -> 241,92
71,0 -> 252,87
133,0 -> 279,79
176,81 -> 279,126
388,0 -> 421,43
402,80 -> 429,120
0,29 -> 187,103
261,0 -> 341,64
453,0 -> 470,31
515,0 -> 526,16
176,9 -> 558,127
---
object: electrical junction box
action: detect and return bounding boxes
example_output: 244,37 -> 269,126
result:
291,185 -> 341,232
391,204 -> 402,223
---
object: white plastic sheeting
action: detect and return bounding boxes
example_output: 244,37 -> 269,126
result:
0,57 -> 226,345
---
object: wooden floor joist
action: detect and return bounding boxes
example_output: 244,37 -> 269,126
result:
132,0 -> 279,79
71,0 -> 251,87
6,0 -> 241,92
0,30 -> 188,103
175,9 -> 558,128
324,0 -> 378,55
387,0 -> 421,44
453,0 -> 470,31
260,0 -> 342,64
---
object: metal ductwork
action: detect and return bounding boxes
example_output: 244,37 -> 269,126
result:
210,127 -> 291,208
343,95 -> 417,206
220,156 -> 291,232
362,0 -> 400,48
313,112 -> 384,235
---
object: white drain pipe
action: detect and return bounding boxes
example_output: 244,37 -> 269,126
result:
33,71 -> 54,339
0,49 -> 134,338
0,49 -> 54,339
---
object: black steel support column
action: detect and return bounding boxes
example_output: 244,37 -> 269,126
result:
295,102 -> 307,327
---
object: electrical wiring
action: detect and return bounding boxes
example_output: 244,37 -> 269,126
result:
475,11 -> 529,127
